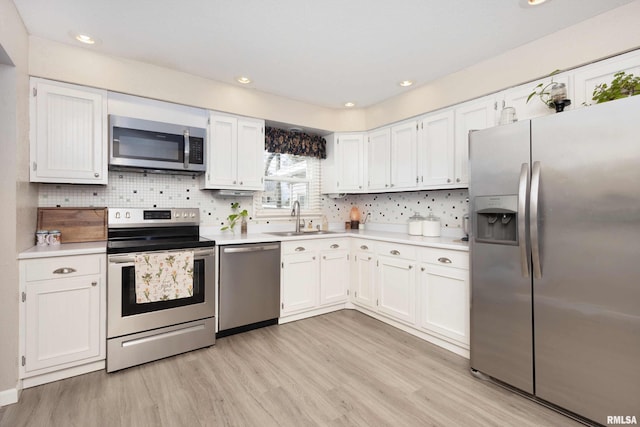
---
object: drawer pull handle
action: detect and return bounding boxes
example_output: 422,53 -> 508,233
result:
390,250 -> 400,256
53,267 -> 76,274
438,257 -> 452,264
330,244 -> 339,249
295,247 -> 305,252
360,245 -> 369,250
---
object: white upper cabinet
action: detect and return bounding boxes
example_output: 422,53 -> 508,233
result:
454,95 -> 496,187
418,110 -> 455,188
30,78 -> 108,184
573,50 -> 640,107
390,120 -> 418,190
321,133 -> 365,193
366,128 -> 391,191
501,74 -> 571,121
203,113 -> 264,190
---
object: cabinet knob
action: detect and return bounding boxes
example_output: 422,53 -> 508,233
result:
94,173 -> 100,178
240,181 -> 243,185
421,267 -> 425,272
91,281 -> 98,287
330,244 -> 339,249
360,245 -> 368,250
295,247 -> 305,252
390,250 -> 400,256
456,178 -> 461,183
313,256 -> 316,260
368,257 -> 372,261
447,178 -> 451,183
408,265 -> 413,269
438,257 -> 452,264
323,256 -> 326,260
233,180 -> 237,184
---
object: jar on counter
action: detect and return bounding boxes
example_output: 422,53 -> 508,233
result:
408,212 -> 425,236
422,211 -> 441,237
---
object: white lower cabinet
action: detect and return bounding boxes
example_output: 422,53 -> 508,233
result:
351,240 -> 376,309
280,239 -> 349,318
417,248 -> 470,348
280,250 -> 319,315
376,249 -> 417,325
19,254 -> 106,386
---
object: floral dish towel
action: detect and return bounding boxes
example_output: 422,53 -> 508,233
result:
134,251 -> 194,303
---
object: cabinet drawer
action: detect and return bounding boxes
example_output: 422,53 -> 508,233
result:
317,238 -> 349,251
282,240 -> 318,255
376,242 -> 416,260
420,248 -> 469,269
352,239 -> 374,253
23,254 -> 103,282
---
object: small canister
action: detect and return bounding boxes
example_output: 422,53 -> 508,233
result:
408,212 -> 425,236
36,230 -> 48,246
422,211 -> 441,237
47,230 -> 62,246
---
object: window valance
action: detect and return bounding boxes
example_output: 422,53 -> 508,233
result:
265,127 -> 327,159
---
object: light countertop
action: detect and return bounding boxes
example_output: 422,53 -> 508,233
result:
19,241 -> 107,259
205,229 -> 468,252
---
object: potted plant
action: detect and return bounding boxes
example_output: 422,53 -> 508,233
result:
221,202 -> 248,234
527,70 -> 571,112
591,71 -> 640,104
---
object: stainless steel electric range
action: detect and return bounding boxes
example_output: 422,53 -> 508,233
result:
106,208 -> 215,372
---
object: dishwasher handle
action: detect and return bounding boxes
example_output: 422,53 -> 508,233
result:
223,244 -> 280,254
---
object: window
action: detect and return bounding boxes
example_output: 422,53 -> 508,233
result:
254,152 -> 321,217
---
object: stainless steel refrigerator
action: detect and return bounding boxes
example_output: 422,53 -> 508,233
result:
469,95 -> 640,425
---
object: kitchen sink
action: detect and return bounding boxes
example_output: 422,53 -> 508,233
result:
266,230 -> 338,237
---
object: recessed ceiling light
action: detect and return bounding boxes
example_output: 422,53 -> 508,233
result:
399,80 -> 414,87
520,0 -> 550,6
344,102 -> 356,108
73,33 -> 96,45
236,76 -> 252,84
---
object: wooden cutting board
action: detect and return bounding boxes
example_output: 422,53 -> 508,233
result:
37,207 -> 108,243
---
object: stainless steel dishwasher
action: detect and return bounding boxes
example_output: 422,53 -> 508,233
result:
218,242 -> 281,337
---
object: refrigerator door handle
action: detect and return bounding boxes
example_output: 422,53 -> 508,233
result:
518,163 -> 530,278
530,161 -> 542,279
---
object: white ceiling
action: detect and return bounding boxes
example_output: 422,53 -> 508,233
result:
12,0 -> 635,109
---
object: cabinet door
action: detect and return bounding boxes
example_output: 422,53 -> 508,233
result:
377,255 -> 416,324
236,118 -> 265,190
454,96 -> 496,187
353,250 -> 376,308
281,252 -> 319,314
390,121 -> 418,190
418,264 -> 469,346
367,128 -> 391,191
24,276 -> 101,372
30,79 -> 107,184
501,75 -> 571,121
206,114 -> 238,188
418,110 -> 454,187
337,134 -> 365,192
573,51 -> 640,107
320,249 -> 350,305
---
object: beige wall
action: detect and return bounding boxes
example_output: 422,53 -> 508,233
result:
0,0 -> 36,400
28,37 -> 367,133
365,1 -> 640,129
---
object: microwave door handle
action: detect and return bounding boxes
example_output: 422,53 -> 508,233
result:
183,130 -> 190,169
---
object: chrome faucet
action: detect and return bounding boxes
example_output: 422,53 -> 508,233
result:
292,200 -> 302,233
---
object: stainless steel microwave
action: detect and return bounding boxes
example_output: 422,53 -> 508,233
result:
109,115 -> 206,174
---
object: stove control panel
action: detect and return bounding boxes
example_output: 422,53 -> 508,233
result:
109,208 -> 200,227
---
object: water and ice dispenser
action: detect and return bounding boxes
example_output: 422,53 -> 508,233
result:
473,195 -> 519,245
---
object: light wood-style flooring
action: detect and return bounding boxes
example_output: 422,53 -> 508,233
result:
1,310 -> 580,426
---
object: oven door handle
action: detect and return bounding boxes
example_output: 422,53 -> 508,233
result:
109,248 -> 214,264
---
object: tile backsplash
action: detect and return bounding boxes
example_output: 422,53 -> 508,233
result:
38,171 -> 468,229
322,190 -> 469,229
